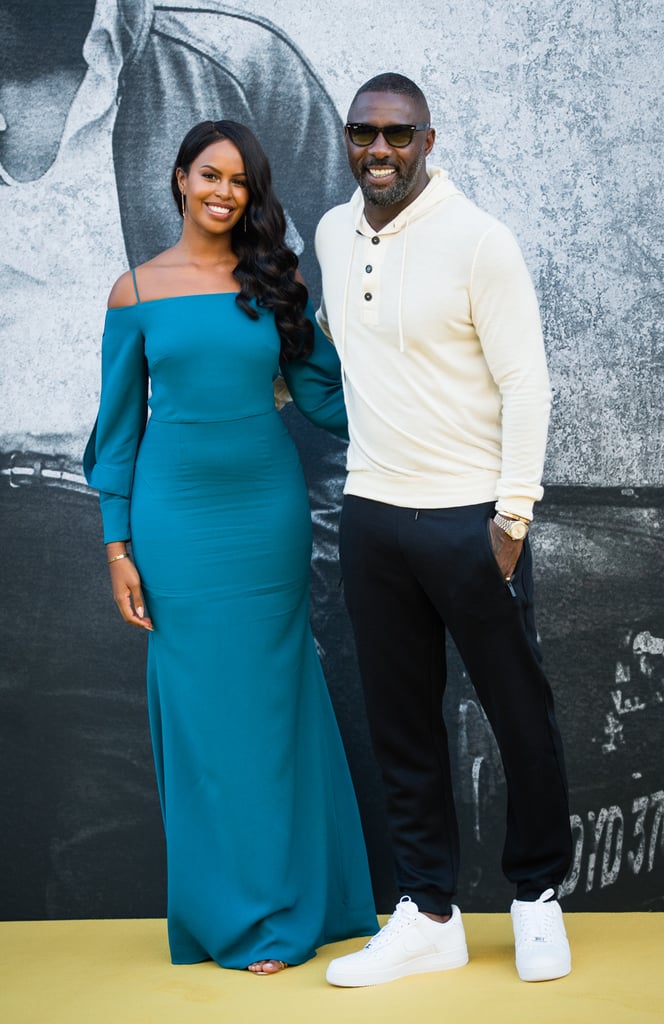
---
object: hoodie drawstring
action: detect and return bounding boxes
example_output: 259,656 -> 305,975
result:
397,224 -> 408,353
340,231 -> 359,367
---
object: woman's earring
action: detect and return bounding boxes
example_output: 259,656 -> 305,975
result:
244,214 -> 247,232
181,192 -> 186,218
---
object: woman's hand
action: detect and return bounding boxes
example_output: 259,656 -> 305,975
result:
106,546 -> 153,631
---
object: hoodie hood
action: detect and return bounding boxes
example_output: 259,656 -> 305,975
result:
349,166 -> 463,235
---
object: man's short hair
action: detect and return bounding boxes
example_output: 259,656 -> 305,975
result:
352,73 -> 430,117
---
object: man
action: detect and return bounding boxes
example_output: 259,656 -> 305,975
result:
316,72 -> 573,985
0,0 -> 354,920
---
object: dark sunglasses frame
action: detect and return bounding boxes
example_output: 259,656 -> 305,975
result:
345,122 -> 430,148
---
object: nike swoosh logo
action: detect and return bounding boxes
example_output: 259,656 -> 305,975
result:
403,933 -> 435,954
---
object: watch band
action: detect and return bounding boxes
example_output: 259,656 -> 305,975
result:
493,513 -> 529,539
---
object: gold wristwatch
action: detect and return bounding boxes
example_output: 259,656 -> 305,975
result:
493,512 -> 529,540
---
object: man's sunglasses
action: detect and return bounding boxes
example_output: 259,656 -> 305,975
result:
345,123 -> 430,148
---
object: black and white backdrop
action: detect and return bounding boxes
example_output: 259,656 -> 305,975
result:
1,0 -> 662,919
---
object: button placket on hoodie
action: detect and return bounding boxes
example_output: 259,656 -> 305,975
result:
358,232 -> 383,327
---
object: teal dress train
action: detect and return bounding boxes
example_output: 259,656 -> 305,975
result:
83,292 -> 377,967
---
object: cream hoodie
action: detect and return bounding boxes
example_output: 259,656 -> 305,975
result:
315,167 -> 551,521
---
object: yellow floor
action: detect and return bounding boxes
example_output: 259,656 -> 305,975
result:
1,914 -> 662,1024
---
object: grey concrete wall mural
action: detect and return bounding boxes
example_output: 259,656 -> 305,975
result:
1,0 -> 662,918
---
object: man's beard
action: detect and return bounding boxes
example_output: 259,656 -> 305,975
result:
357,150 -> 426,207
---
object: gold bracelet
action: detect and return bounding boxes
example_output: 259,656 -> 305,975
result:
108,552 -> 130,564
497,511 -> 531,524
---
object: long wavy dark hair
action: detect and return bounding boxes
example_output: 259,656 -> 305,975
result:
170,121 -> 313,361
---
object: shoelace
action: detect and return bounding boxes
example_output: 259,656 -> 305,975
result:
515,888 -> 557,942
365,896 -> 419,951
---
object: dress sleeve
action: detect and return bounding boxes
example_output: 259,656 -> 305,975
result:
280,303 -> 348,441
82,308 -> 148,543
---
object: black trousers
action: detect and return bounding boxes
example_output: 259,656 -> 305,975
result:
339,495 -> 572,915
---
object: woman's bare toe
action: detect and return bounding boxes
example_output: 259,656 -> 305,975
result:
247,959 -> 288,975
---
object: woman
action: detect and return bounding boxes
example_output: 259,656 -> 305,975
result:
83,121 -> 377,973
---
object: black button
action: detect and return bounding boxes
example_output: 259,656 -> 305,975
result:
365,264 -> 373,273
371,236 -> 380,245
364,292 -> 372,301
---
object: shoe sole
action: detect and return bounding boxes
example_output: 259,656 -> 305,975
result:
326,948 -> 469,987
517,962 -> 572,982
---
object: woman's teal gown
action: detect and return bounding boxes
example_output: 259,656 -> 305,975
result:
83,293 -> 377,967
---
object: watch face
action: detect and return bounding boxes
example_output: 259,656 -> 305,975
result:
509,521 -> 528,540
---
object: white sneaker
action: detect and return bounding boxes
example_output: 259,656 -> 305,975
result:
511,888 -> 572,982
326,896 -> 469,987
